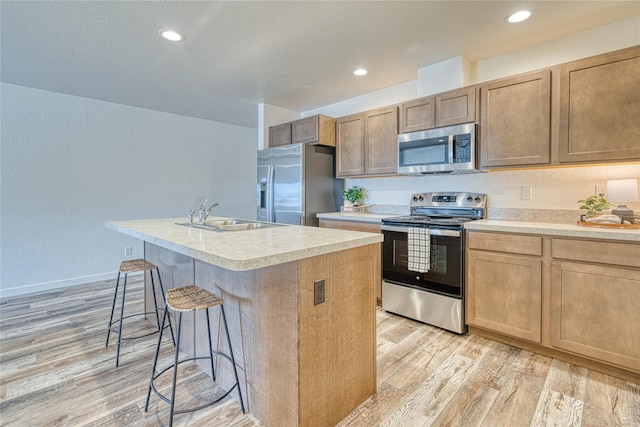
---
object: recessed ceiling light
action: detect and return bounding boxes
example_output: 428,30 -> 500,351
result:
354,69 -> 368,76
161,30 -> 183,41
507,10 -> 531,23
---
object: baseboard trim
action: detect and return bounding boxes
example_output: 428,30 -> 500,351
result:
0,271 -> 141,300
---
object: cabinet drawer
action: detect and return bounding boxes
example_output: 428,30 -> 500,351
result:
552,239 -> 640,268
467,232 -> 542,256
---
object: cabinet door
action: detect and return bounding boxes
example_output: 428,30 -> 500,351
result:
550,261 -> 640,372
365,106 -> 398,175
269,123 -> 292,147
336,113 -> 365,176
399,96 -> 436,133
292,116 -> 319,144
436,86 -> 476,127
559,46 -> 640,163
467,250 -> 542,343
480,70 -> 551,168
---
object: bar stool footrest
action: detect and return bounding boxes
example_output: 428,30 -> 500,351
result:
149,354 -> 240,415
107,310 -> 169,341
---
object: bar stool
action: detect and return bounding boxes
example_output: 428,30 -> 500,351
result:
105,259 -> 174,367
145,285 -> 245,426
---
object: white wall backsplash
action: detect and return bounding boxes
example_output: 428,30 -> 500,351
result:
348,164 -> 640,213
1,83 -> 257,298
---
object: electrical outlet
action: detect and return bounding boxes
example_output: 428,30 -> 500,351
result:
520,186 -> 532,200
595,185 -> 606,198
314,279 -> 325,305
124,246 -> 133,256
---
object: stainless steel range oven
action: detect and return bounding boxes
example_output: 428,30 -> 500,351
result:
381,192 -> 486,334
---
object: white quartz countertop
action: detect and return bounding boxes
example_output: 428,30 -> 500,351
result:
106,217 -> 384,271
464,219 -> 640,242
316,212 -> 398,223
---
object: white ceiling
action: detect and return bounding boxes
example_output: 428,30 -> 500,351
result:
2,1 -> 638,128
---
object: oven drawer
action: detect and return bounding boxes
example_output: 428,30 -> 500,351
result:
467,231 -> 542,256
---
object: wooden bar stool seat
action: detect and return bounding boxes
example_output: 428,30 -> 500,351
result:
145,285 -> 245,426
105,258 -> 174,367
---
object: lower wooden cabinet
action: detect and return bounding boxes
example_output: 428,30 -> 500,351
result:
467,251 -> 542,343
466,230 -> 640,377
319,218 -> 382,304
550,261 -> 640,372
467,232 -> 542,343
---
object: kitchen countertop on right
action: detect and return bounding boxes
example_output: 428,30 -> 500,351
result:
464,219 -> 640,242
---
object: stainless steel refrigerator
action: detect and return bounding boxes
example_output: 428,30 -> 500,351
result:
257,144 -> 342,226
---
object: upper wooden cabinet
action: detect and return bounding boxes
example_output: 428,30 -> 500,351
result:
336,106 -> 398,177
269,122 -> 292,147
399,86 -> 476,133
268,114 -> 335,148
558,46 -> 640,164
479,70 -> 552,168
336,113 -> 365,176
399,96 -> 435,133
436,86 -> 476,127
364,106 -> 398,175
292,115 -> 336,146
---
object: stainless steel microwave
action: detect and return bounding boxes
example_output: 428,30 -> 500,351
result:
397,123 -> 478,174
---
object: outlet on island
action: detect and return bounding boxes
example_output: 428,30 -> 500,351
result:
314,279 -> 325,305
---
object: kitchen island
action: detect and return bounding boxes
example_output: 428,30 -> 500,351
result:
106,217 -> 383,427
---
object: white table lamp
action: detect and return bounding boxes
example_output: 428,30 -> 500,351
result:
607,178 -> 638,223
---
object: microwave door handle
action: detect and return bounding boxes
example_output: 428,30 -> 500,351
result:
449,135 -> 455,164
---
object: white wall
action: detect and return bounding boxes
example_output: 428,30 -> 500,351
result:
302,17 -> 640,213
1,83 -> 257,298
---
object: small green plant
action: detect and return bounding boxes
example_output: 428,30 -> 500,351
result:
343,186 -> 364,205
578,195 -> 610,216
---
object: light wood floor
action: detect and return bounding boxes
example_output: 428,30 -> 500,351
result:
1,278 -> 638,426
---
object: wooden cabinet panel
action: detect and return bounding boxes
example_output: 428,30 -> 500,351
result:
365,106 -> 398,175
480,70 -> 551,168
269,122 -> 292,147
550,261 -> 640,372
436,86 -> 476,127
292,115 -> 336,146
336,113 -> 365,176
467,250 -> 542,343
468,232 -> 542,256
559,46 -> 640,163
319,219 -> 382,305
551,238 -> 640,268
399,96 -> 436,133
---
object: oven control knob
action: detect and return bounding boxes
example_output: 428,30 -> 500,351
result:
467,196 -> 473,202
418,195 -> 424,201
475,196 -> 482,202
413,196 -> 418,202
416,276 -> 420,280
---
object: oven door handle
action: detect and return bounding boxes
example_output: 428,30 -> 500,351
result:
381,225 -> 461,237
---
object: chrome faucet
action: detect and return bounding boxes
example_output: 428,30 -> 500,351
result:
198,199 -> 219,224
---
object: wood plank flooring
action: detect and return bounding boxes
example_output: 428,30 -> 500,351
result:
1,278 -> 638,426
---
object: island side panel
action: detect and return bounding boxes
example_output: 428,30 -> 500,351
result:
298,244 -> 378,426
195,259 -> 300,427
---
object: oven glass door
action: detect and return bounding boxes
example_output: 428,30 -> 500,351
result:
382,226 -> 463,298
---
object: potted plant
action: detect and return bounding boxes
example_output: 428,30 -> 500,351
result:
578,195 -> 609,219
343,186 -> 364,211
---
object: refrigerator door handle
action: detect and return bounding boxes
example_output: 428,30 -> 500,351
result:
267,165 -> 275,222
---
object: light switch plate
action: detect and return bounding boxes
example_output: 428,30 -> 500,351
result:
521,186 -> 532,200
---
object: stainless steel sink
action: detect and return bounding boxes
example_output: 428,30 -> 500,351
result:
176,219 -> 285,232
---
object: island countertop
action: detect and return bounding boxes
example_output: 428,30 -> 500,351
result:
106,217 -> 383,271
